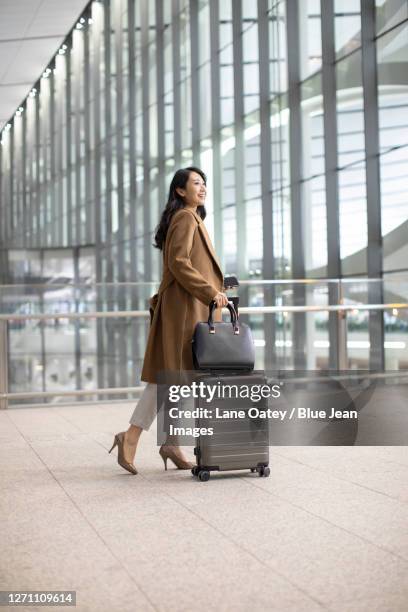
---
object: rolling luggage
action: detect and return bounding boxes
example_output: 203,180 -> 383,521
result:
191,293 -> 270,481
191,371 -> 270,481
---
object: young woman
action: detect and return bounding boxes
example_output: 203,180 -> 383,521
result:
109,167 -> 228,474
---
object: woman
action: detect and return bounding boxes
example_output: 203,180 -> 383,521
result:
109,167 -> 228,474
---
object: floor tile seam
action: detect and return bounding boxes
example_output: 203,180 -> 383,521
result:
241,477 -> 408,564
4,410 -> 34,441
138,476 -> 328,610
269,457 -> 408,510
34,478 -> 159,612
55,434 -> 408,566
325,590 -> 408,606
5,407 -> 85,439
3,411 -> 58,477
7,418 -> 159,612
269,449 -> 408,505
54,410 -> 93,434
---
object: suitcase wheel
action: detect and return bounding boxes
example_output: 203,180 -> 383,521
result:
191,466 -> 199,477
250,468 -> 256,473
198,470 -> 210,482
258,466 -> 270,477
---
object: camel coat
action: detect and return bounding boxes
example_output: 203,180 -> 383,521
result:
140,207 -> 224,384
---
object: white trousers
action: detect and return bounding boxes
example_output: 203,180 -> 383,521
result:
128,383 -> 160,431
128,382 -> 193,436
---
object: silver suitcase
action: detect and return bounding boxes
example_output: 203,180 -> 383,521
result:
192,372 -> 270,481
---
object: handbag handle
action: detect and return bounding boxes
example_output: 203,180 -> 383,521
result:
208,301 -> 239,335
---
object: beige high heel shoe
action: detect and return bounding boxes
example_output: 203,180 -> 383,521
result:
159,445 -> 195,470
108,432 -> 138,475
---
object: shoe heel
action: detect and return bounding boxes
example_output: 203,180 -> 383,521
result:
159,449 -> 168,470
108,436 -> 118,454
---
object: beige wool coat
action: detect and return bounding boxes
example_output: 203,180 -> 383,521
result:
140,207 -> 224,384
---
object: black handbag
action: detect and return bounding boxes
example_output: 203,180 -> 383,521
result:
192,301 -> 255,370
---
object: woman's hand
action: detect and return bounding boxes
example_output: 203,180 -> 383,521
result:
212,292 -> 229,308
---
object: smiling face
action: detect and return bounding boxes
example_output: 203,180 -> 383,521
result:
175,171 -> 207,208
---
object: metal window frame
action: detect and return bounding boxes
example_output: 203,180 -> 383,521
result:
156,0 -> 166,243
22,103 -> 27,249
55,56 -> 64,246
73,32 -> 82,247
209,0 -> 223,260
92,0 -> 105,390
286,0 -> 306,369
113,0 -> 128,388
104,2 -> 113,279
0,142 -> 3,250
189,0 -> 200,163
141,0 -> 152,282
172,0 -> 181,166
321,0 -> 343,370
49,70 -> 56,247
361,0 -> 384,370
128,0 -> 138,278
65,50 -> 73,247
83,23 -> 93,246
114,1 -> 125,281
9,124 -> 14,240
232,0 -> 247,281
128,0 -> 144,385
104,2 -> 115,389
258,0 -> 276,370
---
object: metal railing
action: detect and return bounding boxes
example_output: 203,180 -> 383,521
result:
1,297 -> 408,408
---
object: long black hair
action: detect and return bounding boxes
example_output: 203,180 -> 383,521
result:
153,166 -> 207,250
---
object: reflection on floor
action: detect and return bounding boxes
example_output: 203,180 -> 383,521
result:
1,402 -> 407,611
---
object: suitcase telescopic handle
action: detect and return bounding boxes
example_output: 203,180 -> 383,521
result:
208,301 -> 239,335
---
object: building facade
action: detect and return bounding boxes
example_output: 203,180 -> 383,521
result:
0,0 -> 407,397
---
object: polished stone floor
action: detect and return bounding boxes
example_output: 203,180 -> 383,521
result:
1,401 -> 407,611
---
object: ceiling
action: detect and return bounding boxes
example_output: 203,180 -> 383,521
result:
0,0 -> 90,129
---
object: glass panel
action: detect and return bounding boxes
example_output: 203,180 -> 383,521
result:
301,73 -> 324,178
269,1 -> 287,96
302,175 -> 327,275
246,199 -> 262,270
338,161 -> 368,274
219,9 -> 234,128
198,1 -> 210,65
222,204 -> 237,273
377,21 -> 408,154
199,62 -> 211,138
334,0 -> 362,59
271,99 -> 290,192
376,0 -> 408,36
336,50 -> 365,168
9,319 -> 44,397
384,272 -> 408,369
273,187 -> 291,276
381,146 -> 408,272
299,0 -> 322,79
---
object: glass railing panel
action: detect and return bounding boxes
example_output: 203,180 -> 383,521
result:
1,277 -> 408,406
384,306 -> 408,370
0,282 -> 160,315
43,317 -> 78,397
9,318 -> 44,398
345,308 -> 370,369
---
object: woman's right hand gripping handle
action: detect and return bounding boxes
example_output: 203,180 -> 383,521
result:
212,292 -> 229,308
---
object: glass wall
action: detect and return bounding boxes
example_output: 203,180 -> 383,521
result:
0,0 -> 408,385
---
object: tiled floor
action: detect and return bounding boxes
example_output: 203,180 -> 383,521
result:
1,402 -> 407,611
